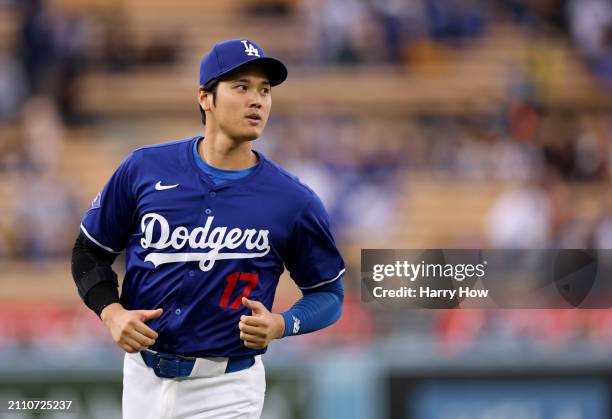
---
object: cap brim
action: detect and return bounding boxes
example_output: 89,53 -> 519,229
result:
255,57 -> 288,86
216,56 -> 288,87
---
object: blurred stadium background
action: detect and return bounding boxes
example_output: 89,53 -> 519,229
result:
0,0 -> 611,418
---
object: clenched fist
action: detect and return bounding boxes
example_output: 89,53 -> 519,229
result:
238,297 -> 285,350
100,303 -> 163,353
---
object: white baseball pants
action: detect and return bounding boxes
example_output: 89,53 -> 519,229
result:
122,352 -> 265,419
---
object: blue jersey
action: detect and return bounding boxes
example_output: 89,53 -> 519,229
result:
80,136 -> 345,357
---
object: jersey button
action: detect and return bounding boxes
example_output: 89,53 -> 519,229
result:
175,309 -> 181,315
210,192 -> 216,197
188,270 -> 195,277
205,208 -> 212,215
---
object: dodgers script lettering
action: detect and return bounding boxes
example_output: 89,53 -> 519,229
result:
140,213 -> 271,271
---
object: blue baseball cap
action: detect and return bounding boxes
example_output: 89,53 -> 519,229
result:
199,39 -> 288,87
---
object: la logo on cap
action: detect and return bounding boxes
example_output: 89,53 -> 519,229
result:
241,40 -> 260,57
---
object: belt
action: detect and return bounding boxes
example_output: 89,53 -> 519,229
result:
140,350 -> 255,379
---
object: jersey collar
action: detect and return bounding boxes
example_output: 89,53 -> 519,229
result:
188,136 -> 265,190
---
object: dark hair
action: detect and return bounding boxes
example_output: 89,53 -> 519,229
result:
199,79 -> 219,126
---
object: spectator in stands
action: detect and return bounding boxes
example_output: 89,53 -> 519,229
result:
0,35 -> 27,120
558,200 -> 604,248
20,95 -> 63,173
99,7 -> 135,73
16,0 -> 88,124
16,0 -> 55,95
424,0 -> 487,44
571,115 -> 610,181
500,0 -> 535,25
53,11 -> 88,124
537,112 -> 578,180
567,0 -> 612,85
486,176 -> 554,248
12,168 -> 80,260
305,0 -> 369,64
368,0 -> 415,63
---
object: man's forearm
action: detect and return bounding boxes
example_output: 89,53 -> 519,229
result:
281,279 -> 344,337
71,233 -> 121,316
86,281 -> 121,316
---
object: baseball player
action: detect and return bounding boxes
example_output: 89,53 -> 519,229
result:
71,39 -> 345,419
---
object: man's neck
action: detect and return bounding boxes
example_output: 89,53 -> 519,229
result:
199,130 -> 258,170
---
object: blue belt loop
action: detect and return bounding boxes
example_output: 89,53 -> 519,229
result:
225,356 -> 256,374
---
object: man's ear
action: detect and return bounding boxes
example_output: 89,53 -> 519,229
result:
198,88 -> 212,111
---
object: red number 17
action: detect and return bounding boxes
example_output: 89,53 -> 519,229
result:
219,272 -> 259,309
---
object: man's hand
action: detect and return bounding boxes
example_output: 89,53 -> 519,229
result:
239,297 -> 285,350
100,303 -> 163,353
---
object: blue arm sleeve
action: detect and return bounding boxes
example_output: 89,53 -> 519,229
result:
281,277 -> 344,337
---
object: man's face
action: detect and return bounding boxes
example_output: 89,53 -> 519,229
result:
204,64 -> 272,142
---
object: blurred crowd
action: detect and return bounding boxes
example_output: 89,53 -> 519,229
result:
0,0 -> 180,124
301,0 -> 612,85
260,107 -> 611,250
0,0 -> 181,259
304,0 -> 487,65
0,0 -> 609,258
0,0 -> 611,354
0,95 -> 81,260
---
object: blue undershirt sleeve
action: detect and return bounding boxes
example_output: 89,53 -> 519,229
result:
281,277 -> 344,337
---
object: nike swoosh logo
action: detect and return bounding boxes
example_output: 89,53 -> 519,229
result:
155,181 -> 179,191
